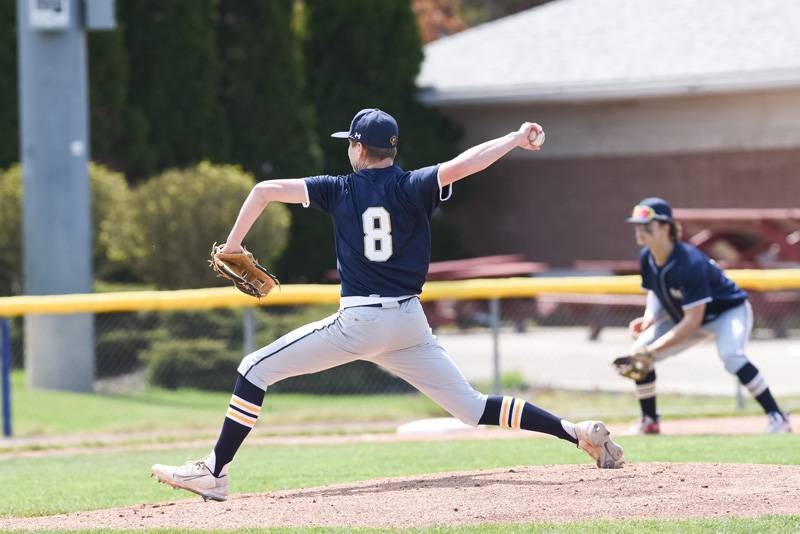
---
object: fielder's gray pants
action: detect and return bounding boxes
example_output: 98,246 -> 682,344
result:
238,298 -> 488,425
632,301 -> 753,374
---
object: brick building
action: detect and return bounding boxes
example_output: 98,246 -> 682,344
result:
417,0 -> 800,266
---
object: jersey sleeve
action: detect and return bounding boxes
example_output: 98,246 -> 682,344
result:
403,164 -> 451,214
680,260 -> 712,310
304,175 -> 341,213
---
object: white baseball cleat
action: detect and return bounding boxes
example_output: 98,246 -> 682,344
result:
766,412 -> 792,434
575,420 -> 625,469
151,457 -> 228,502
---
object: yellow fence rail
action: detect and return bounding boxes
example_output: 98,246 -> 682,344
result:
1,269 -> 800,317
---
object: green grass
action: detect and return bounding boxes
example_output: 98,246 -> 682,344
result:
16,518 -> 800,533
10,370 -> 799,440
9,371 -> 445,437
1,433 -> 798,518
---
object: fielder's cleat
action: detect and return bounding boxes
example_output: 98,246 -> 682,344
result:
766,412 -> 792,434
575,420 -> 625,469
626,415 -> 660,435
151,457 -> 228,502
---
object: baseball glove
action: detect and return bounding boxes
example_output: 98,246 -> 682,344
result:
209,243 -> 279,299
612,349 -> 655,381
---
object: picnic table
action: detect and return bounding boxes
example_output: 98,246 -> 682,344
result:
674,208 -> 800,266
562,208 -> 800,338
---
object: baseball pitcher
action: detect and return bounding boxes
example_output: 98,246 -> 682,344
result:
151,109 -> 624,502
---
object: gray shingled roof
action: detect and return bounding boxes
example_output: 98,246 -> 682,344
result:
417,0 -> 800,104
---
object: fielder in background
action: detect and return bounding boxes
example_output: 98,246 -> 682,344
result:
151,108 -> 624,502
624,198 -> 791,435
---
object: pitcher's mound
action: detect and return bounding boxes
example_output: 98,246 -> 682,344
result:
2,463 -> 799,530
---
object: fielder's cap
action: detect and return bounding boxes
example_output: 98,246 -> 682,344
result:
626,197 -> 674,223
331,108 -> 399,149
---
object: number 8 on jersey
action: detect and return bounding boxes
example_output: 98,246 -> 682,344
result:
362,207 -> 393,262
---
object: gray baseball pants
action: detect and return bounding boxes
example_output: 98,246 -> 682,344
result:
632,301 -> 753,373
238,297 -> 488,425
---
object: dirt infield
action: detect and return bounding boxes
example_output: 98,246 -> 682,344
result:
2,463 -> 799,530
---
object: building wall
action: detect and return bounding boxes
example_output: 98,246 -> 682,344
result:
441,89 -> 800,158
435,89 -> 800,266
446,148 -> 800,266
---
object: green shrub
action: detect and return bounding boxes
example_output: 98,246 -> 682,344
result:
94,312 -> 162,378
0,163 -> 132,295
122,162 -> 290,289
158,309 -> 244,344
143,338 -> 240,391
95,328 -> 152,378
269,360 -> 414,395
90,163 -> 135,280
0,165 -> 22,295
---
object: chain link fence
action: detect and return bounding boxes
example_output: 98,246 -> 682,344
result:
5,289 -> 800,397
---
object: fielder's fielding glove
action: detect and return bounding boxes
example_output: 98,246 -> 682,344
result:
209,242 -> 279,299
612,349 -> 655,381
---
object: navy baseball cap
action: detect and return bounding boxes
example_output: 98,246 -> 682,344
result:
331,108 -> 399,149
626,197 -> 674,223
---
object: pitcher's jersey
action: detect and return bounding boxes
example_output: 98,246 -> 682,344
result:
639,242 -> 747,324
304,164 -> 451,297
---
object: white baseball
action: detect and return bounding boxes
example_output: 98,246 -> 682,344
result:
528,130 -> 545,147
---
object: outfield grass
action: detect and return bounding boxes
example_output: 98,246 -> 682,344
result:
10,370 -> 797,440
1,433 -> 798,518
8,371 -> 445,437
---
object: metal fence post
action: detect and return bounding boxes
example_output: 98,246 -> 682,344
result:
1,319 -> 11,437
489,298 -> 501,395
243,308 -> 256,357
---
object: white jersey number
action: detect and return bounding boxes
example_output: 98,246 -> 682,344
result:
362,207 -> 393,262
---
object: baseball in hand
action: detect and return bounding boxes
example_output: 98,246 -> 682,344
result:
528,129 -> 546,147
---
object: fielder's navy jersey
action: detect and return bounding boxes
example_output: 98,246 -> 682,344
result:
305,164 -> 450,297
640,242 -> 747,324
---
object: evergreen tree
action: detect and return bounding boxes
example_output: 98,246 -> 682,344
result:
120,0 -> 229,175
218,0 -> 320,179
88,25 -> 155,179
218,0 -> 328,283
296,0 -> 466,276
0,1 -> 18,168
304,0 -> 459,174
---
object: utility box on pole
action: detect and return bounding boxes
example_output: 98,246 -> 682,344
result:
17,0 -> 115,392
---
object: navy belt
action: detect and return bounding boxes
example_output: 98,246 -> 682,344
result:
354,296 -> 418,309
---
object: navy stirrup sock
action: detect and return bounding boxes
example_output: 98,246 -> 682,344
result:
479,395 -> 577,444
210,374 -> 265,476
737,363 -> 781,414
635,370 -> 658,420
